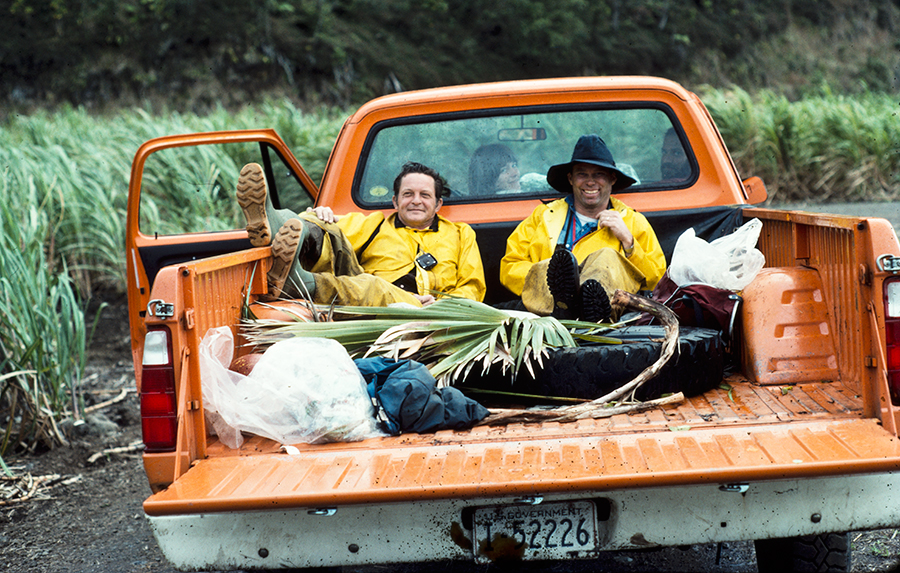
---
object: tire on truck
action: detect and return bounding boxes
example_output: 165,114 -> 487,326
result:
513,325 -> 726,401
754,532 -> 851,573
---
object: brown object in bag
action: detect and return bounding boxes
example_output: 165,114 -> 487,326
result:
230,353 -> 264,376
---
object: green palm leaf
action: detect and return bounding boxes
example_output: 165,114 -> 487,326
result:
242,297 -> 620,386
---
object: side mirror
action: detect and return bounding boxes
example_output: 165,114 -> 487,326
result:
742,176 -> 767,204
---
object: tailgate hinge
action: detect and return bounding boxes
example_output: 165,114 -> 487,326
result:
718,483 -> 749,494
147,299 -> 174,318
859,263 -> 872,286
183,308 -> 196,330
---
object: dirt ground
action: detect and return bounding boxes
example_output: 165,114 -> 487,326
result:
1,292 -> 900,573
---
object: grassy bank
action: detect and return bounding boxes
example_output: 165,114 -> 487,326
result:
1,100 -> 346,292
701,85 -> 900,202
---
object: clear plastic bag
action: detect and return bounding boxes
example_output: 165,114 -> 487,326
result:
199,327 -> 384,448
668,218 -> 765,291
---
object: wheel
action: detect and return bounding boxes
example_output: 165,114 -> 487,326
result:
469,325 -> 725,402
754,532 -> 851,573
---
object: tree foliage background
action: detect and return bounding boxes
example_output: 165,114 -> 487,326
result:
2,0 -> 899,111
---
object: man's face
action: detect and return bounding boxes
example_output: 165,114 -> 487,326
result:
661,132 -> 690,180
392,172 -> 442,230
567,162 -> 616,217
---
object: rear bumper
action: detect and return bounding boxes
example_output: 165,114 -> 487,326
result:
149,471 -> 900,571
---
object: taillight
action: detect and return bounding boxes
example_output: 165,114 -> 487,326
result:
883,278 -> 900,405
141,327 -> 177,452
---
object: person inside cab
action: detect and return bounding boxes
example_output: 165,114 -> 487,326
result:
237,161 -> 486,307
500,134 -> 666,321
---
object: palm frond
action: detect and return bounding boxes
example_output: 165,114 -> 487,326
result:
241,297 -> 620,387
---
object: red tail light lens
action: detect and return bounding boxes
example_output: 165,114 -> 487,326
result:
883,278 -> 900,405
141,327 -> 178,452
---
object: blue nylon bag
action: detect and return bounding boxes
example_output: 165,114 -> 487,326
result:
355,357 -> 489,435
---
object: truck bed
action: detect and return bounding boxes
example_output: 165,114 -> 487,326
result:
143,375 -> 900,516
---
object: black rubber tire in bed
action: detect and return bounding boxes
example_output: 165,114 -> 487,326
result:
514,325 -> 726,401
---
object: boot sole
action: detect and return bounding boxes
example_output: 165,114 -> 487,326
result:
547,247 -> 580,318
268,218 -> 304,298
581,279 -> 612,323
236,163 -> 271,247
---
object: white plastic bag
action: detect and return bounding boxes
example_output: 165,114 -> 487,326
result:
199,327 -> 384,448
668,218 -> 765,291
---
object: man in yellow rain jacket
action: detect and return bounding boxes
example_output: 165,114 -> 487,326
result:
237,161 -> 485,307
500,134 -> 666,321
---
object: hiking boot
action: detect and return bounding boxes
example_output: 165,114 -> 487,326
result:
236,163 -> 294,247
268,218 -> 317,299
547,246 -> 581,320
580,279 -> 612,323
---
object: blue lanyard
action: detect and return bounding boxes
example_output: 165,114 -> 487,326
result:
558,200 -> 597,251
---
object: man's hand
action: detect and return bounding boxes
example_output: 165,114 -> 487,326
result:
305,206 -> 338,223
414,294 -> 436,306
599,208 -> 634,251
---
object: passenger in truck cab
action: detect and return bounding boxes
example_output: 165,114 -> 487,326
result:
467,143 -> 521,196
236,161 -> 486,307
659,127 -> 691,183
499,134 -> 667,322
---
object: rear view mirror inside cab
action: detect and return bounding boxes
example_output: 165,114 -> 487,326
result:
498,128 -> 547,141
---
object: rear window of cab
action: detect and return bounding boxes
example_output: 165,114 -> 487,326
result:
353,103 -> 697,209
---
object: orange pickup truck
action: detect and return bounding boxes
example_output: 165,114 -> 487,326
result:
125,76 -> 900,572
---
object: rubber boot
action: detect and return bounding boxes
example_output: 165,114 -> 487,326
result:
236,162 -> 296,247
297,213 -> 366,277
268,218 -> 317,299
546,245 -> 581,320
579,248 -> 645,321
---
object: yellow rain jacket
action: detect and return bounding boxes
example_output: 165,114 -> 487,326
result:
336,211 -> 486,302
500,197 -> 666,296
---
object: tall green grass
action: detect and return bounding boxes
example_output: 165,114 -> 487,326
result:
3,89 -> 896,296
701,85 -> 900,202
0,100 -> 346,464
0,171 -> 86,467
1,100 -> 347,291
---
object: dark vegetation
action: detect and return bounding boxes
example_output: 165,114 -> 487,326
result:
2,0 -> 900,113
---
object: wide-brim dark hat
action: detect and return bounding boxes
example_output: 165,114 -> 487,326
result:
546,134 -> 637,193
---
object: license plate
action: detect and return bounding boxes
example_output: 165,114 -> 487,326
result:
473,500 -> 599,563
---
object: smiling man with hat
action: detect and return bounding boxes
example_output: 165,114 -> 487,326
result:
500,134 -> 666,321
